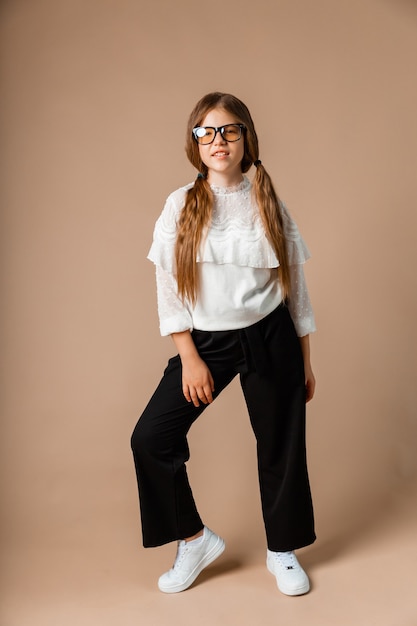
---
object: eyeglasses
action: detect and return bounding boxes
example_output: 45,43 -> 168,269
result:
192,124 -> 246,145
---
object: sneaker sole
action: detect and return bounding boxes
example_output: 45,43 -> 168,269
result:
158,536 -> 226,593
267,559 -> 310,596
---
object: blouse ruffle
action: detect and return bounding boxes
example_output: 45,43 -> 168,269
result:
147,177 -> 311,273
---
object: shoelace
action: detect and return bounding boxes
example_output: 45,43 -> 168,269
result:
173,541 -> 189,571
273,551 -> 297,570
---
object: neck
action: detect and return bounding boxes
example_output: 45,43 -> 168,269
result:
207,171 -> 244,188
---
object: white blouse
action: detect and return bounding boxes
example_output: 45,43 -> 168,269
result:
147,177 -> 316,337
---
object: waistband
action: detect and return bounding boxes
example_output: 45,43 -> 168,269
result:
193,303 -> 288,376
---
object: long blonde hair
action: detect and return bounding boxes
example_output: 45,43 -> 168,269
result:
175,92 -> 290,304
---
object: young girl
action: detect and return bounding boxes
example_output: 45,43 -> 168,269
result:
131,92 -> 316,596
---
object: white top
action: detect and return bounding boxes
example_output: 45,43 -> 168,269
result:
148,177 -> 316,337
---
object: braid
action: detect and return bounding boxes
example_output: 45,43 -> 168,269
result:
252,162 -> 291,299
175,173 -> 213,304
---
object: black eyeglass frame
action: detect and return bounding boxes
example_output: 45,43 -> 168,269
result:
192,123 -> 246,145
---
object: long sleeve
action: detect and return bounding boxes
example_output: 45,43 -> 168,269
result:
278,200 -> 316,336
155,264 -> 193,336
147,186 -> 194,336
287,262 -> 316,337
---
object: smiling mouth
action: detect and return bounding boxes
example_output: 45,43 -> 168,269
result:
212,151 -> 229,157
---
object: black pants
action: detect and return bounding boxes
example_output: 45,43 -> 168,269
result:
131,304 -> 315,551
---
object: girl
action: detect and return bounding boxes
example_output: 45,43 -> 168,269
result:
131,92 -> 316,596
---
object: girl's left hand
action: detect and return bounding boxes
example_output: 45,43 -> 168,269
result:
298,334 -> 315,403
304,363 -> 316,403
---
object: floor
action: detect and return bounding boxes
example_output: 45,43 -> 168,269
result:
2,483 -> 416,626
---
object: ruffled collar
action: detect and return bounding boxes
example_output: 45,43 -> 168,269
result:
209,176 -> 251,196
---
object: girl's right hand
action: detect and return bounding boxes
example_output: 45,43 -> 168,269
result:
181,354 -> 215,407
170,330 -> 215,407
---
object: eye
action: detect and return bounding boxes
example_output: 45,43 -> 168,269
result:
223,125 -> 239,137
195,127 -> 207,138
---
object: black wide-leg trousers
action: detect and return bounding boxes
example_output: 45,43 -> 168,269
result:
131,304 -> 316,551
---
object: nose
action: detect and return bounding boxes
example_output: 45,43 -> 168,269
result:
213,129 -> 227,145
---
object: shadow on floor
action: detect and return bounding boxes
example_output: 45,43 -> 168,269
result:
191,557 -> 244,588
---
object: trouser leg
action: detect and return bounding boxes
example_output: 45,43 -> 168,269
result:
131,352 -> 236,547
240,306 -> 316,552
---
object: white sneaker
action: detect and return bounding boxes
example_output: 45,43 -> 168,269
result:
267,549 -> 310,596
158,527 -> 225,593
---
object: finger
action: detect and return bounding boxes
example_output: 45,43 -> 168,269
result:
306,382 -> 315,403
196,387 -> 210,405
203,384 -> 213,404
206,371 -> 215,400
189,389 -> 200,407
183,385 -> 192,403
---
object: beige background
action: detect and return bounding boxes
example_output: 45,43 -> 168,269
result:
1,0 -> 417,624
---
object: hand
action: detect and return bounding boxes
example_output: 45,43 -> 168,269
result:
304,362 -> 316,403
298,334 -> 315,403
170,330 -> 215,407
181,355 -> 215,407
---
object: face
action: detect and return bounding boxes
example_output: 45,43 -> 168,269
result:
197,108 -> 245,186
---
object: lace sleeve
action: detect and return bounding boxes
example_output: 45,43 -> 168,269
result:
280,200 -> 312,265
155,265 -> 193,336
287,263 -> 316,337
